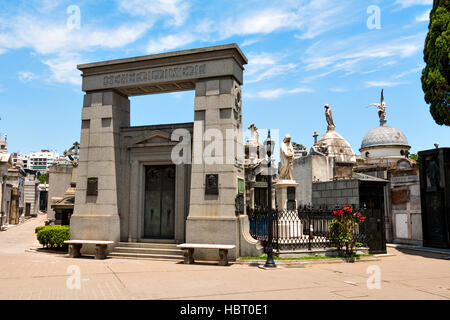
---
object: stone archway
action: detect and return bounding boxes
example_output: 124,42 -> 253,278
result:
71,44 -> 261,259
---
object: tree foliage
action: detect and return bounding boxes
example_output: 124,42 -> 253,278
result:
37,173 -> 49,184
421,0 -> 450,126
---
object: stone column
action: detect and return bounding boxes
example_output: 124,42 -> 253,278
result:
128,159 -> 139,242
0,177 -> 3,227
71,90 -> 130,254
186,78 -> 261,260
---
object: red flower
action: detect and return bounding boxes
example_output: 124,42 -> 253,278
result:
344,204 -> 353,214
354,212 -> 362,217
333,209 -> 343,216
360,216 -> 366,221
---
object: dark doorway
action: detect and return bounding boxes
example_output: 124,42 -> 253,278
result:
419,148 -> 450,249
360,181 -> 387,254
144,165 -> 175,239
39,190 -> 48,212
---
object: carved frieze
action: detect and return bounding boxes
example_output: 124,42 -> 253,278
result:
102,63 -> 207,88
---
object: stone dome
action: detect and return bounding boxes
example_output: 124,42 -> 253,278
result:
317,129 -> 356,163
361,124 -> 409,149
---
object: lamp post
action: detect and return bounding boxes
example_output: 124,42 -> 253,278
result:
264,130 -> 276,268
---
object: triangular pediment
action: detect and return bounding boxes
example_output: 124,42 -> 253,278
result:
126,130 -> 183,149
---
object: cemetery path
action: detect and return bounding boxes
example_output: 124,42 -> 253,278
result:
0,214 -> 449,300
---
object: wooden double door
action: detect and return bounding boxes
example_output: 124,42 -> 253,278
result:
143,165 -> 175,239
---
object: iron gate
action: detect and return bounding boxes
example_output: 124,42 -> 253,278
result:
248,206 -> 368,252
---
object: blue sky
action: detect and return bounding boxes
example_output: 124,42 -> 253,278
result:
0,0 -> 448,157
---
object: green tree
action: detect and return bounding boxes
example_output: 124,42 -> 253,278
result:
38,173 -> 49,184
421,0 -> 450,126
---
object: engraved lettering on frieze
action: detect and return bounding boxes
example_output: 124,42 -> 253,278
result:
129,72 -> 135,83
152,70 -> 164,80
102,63 -> 207,88
182,66 -> 194,76
121,74 -> 128,84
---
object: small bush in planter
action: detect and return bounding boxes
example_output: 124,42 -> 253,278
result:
328,204 -> 366,255
36,225 -> 70,248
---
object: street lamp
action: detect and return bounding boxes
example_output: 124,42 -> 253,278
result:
263,130 -> 276,268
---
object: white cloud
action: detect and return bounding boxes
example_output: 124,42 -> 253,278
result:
395,0 -> 433,8
18,71 -> 38,82
330,88 -> 347,92
32,0 -> 60,13
7,15 -> 151,55
218,1 -> 354,40
0,13 -> 152,85
118,0 -> 190,27
220,9 -> 298,38
416,9 -> 431,22
244,52 -> 297,84
393,65 -> 424,79
42,53 -> 83,85
147,33 -> 196,54
247,63 -> 297,84
249,87 -> 313,99
241,38 -> 261,47
365,80 -> 407,88
302,33 -> 425,80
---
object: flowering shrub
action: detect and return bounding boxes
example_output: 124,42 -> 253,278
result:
328,204 -> 366,254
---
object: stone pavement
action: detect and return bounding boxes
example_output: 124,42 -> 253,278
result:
0,214 -> 449,300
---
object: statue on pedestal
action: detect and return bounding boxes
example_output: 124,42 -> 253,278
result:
280,134 -> 294,180
324,104 -> 335,131
365,89 -> 387,125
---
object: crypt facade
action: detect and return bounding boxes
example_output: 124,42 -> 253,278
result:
72,44 -> 261,260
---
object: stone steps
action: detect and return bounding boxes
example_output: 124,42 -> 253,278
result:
110,241 -> 183,260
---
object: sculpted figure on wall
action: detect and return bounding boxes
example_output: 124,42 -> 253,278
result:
280,134 -> 295,180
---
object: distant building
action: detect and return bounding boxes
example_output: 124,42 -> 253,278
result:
27,150 -> 61,172
354,117 -> 421,245
12,153 -> 29,170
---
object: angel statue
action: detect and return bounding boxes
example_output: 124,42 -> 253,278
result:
324,104 -> 335,131
365,89 -> 388,125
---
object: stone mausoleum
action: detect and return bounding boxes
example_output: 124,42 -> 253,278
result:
71,44 -> 261,260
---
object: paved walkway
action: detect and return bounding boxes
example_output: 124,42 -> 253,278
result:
0,215 -> 449,300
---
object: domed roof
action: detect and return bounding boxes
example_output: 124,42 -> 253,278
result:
361,124 -> 409,149
317,129 -> 356,163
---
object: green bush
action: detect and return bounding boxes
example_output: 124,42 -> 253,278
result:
328,204 -> 366,255
36,225 -> 70,248
35,226 -> 45,234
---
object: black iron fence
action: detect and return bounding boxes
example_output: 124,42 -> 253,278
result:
247,206 -> 367,252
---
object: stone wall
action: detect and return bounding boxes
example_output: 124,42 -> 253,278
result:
390,173 -> 422,245
47,166 -> 73,222
24,180 -> 39,216
293,155 -> 334,206
312,179 -> 359,208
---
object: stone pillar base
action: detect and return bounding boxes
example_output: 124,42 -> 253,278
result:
275,180 -> 299,210
186,217 -> 239,261
69,214 -> 119,255
186,215 -> 262,260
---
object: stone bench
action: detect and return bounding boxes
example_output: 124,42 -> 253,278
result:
64,240 -> 114,260
176,243 -> 236,266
